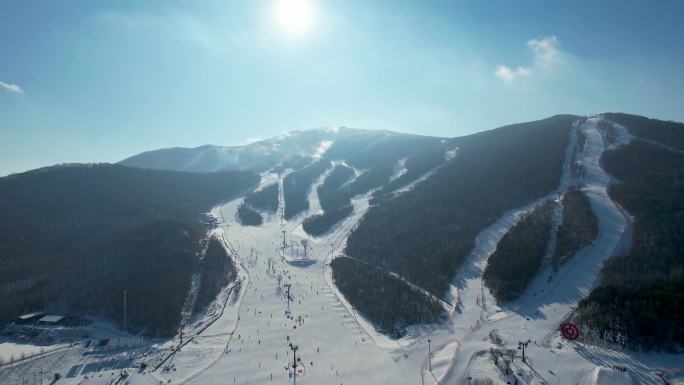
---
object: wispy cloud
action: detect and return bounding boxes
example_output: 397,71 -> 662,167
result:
494,65 -> 531,83
495,35 -> 561,83
527,36 -> 560,68
0,81 -> 23,94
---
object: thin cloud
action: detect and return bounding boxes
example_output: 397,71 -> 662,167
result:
527,36 -> 560,68
0,81 -> 23,94
495,65 -> 531,83
495,35 -> 561,83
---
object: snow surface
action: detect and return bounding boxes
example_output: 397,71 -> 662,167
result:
2,118 -> 683,385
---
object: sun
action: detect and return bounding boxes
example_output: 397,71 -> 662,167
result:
275,0 -> 315,36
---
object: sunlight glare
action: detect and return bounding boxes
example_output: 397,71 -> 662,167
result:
275,0 -> 314,36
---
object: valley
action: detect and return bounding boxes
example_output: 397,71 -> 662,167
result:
1,115 -> 682,385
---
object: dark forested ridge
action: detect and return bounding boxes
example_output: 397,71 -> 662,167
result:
331,257 -> 444,338
283,160 -> 331,219
323,131 -> 443,169
344,115 -> 575,294
302,165 -> 354,236
577,136 -> 684,350
244,183 -> 279,213
237,203 -> 263,226
337,115 -> 576,335
553,188 -> 598,268
194,237 -> 238,313
0,164 -> 258,336
372,149 -> 447,201
303,163 -> 397,236
483,202 -> 553,303
317,165 -> 355,211
603,113 -> 684,151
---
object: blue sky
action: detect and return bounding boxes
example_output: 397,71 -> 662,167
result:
1,0 -> 683,175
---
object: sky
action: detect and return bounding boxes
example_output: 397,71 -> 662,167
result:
1,0 -> 684,176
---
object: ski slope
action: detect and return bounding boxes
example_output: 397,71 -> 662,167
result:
2,118 -> 683,385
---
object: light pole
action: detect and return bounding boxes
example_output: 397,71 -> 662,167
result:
518,341 -> 529,363
289,343 -> 299,385
285,283 -> 292,313
428,338 -> 432,372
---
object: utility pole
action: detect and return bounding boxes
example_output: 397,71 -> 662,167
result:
285,284 -> 292,313
123,290 -> 127,330
518,341 -> 529,363
428,338 -> 432,371
289,343 -> 299,385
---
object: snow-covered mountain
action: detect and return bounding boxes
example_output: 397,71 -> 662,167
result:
2,113 -> 683,385
119,127 -> 445,173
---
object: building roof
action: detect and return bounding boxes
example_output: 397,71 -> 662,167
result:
38,315 -> 65,323
18,312 -> 44,320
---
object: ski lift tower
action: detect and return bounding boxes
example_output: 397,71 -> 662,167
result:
518,341 -> 529,363
289,343 -> 299,385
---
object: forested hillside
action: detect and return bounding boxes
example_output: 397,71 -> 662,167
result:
0,164 -> 258,336
603,113 -> 684,151
323,130 -> 442,169
484,202 -> 554,303
283,160 -> 331,219
237,204 -> 263,226
576,136 -> 684,350
372,149 -> 447,201
553,188 -> 598,268
331,257 -> 444,338
244,183 -> 279,213
302,165 -> 354,236
236,183 -> 280,226
194,238 -> 238,313
339,115 -> 576,334
303,163 -> 396,236
345,116 -> 575,292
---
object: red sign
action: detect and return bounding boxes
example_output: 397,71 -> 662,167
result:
560,323 -> 580,340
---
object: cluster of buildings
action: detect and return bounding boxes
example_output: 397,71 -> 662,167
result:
13,312 -> 85,327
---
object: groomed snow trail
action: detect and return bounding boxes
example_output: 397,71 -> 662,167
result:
422,117 -> 680,385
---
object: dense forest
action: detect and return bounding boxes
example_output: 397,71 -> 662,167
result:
302,165 -> 354,236
576,136 -> 684,350
244,183 -> 279,213
483,202 -> 553,303
0,164 -> 257,336
603,113 -> 684,151
552,188 -> 598,268
343,115 -> 576,299
331,257 -> 444,338
340,163 -> 394,197
283,160 -> 331,219
193,237 -> 238,313
372,149 -> 448,201
323,131 -> 443,169
316,165 -> 355,210
236,204 -> 263,226
303,163 -> 396,236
